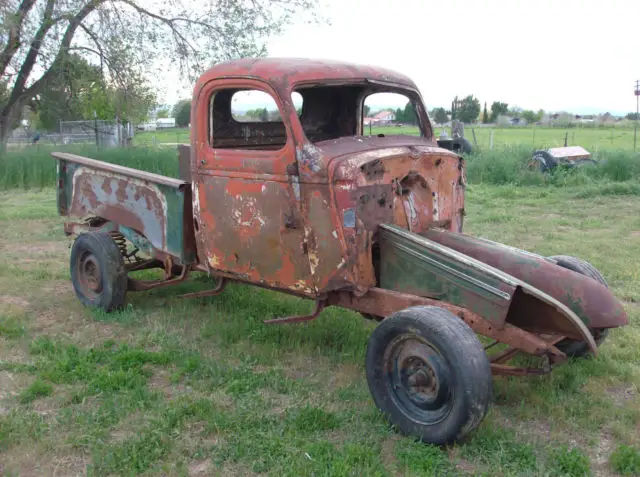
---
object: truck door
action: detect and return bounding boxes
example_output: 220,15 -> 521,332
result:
191,79 -> 315,296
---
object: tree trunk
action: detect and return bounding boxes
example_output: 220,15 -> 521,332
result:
0,102 -> 23,152
0,115 -> 12,154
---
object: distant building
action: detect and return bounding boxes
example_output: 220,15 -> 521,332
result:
373,110 -> 396,125
156,117 -> 176,128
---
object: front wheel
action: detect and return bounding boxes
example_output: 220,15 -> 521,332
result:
548,255 -> 610,358
365,306 -> 493,445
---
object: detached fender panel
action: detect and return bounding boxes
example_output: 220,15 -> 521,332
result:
424,228 -> 629,331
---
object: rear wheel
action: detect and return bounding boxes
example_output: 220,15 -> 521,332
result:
365,306 -> 492,445
549,255 -> 609,357
70,232 -> 127,312
529,150 -> 557,172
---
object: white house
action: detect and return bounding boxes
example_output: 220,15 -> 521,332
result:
156,117 -> 176,128
373,110 -> 396,125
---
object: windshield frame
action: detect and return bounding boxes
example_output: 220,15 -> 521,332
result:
288,79 -> 433,144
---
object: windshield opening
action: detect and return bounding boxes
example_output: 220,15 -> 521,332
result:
293,84 -> 429,144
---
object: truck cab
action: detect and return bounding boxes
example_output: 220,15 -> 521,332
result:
190,58 -> 464,296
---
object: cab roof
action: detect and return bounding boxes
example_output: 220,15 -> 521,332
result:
195,57 -> 418,92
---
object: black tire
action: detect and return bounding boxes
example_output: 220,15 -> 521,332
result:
548,255 -> 609,357
365,306 -> 493,445
529,150 -> 557,172
70,232 -> 127,312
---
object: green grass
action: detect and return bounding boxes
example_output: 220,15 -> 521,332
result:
138,124 -> 640,152
0,183 -> 638,475
610,445 -> 640,476
0,144 -> 178,190
2,139 -> 640,192
18,379 -> 53,404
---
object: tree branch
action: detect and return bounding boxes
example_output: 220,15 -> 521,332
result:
0,0 -> 38,78
10,0 -> 57,96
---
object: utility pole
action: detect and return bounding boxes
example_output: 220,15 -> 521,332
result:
635,80 -> 639,152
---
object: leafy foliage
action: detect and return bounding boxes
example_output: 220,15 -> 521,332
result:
394,102 -> 417,124
432,107 -> 448,125
490,101 -> 509,122
173,100 -> 191,127
457,94 -> 480,123
0,0 -> 321,144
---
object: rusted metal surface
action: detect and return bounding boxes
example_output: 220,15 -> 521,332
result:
377,223 -> 516,326
53,59 -> 627,374
546,146 -> 591,161
263,300 -> 326,324
54,153 -> 197,265
127,264 -> 190,291
53,152 -> 187,188
424,229 -> 629,331
327,287 -> 567,363
178,144 -> 192,181
179,277 -> 227,299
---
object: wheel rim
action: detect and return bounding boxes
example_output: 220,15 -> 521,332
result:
76,251 -> 102,298
384,335 -> 454,425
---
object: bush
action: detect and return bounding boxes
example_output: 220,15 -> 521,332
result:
610,445 -> 640,476
465,146 -> 640,186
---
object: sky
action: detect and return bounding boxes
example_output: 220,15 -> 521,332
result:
161,0 -> 640,115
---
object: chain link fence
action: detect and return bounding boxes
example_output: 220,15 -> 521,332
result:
7,120 -> 133,149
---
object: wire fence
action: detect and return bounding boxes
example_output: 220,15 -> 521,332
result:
7,120 -> 133,149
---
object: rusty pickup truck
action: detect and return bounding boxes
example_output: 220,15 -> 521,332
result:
52,58 -> 628,445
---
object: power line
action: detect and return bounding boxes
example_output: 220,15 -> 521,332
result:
635,79 -> 639,152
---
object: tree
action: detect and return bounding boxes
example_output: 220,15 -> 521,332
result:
31,53 -> 154,129
482,102 -> 488,124
457,95 -> 480,124
432,107 -> 448,125
626,112 -> 639,120
32,53 -> 103,130
490,102 -> 509,122
0,0 -> 320,148
173,100 -> 191,127
403,102 -> 416,124
156,107 -> 170,119
451,96 -> 460,120
363,105 -> 371,117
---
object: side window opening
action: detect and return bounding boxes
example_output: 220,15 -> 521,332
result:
208,88 -> 290,151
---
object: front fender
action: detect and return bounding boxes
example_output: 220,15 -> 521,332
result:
424,228 -> 629,331
378,225 -> 628,355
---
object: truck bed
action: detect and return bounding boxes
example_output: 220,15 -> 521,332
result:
52,152 -> 197,264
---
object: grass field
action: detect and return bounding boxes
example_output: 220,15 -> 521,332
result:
2,143 -> 640,191
131,125 -> 640,152
1,184 -> 639,476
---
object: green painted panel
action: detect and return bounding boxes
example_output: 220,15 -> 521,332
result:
379,224 -> 517,324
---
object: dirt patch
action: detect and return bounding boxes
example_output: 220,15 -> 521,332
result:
189,459 -> 212,476
0,296 -> 30,308
380,437 -> 401,476
607,385 -> 637,406
629,231 -> 640,238
0,371 -> 33,413
327,363 -> 362,389
147,367 -> 190,399
590,430 -> 616,477
0,448 -> 88,477
259,388 -> 296,416
3,242 -> 67,256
